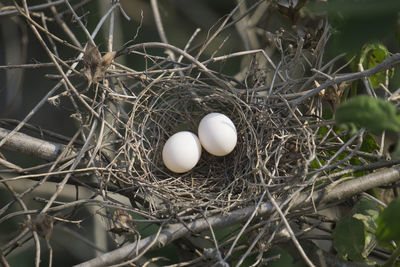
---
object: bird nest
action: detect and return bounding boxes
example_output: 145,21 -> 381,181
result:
4,2 -> 400,266
115,71 -> 319,213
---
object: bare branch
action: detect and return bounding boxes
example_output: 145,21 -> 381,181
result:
0,127 -> 71,162
291,53 -> 400,106
74,165 -> 400,267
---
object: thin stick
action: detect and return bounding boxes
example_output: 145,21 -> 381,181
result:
117,42 -> 233,91
74,165 -> 400,267
150,0 -> 168,44
292,53 -> 400,106
266,189 -> 315,267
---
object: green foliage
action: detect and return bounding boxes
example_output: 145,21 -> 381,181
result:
263,247 -> 306,267
333,197 -> 379,262
376,198 -> 400,244
351,198 -> 379,233
359,42 -> 394,88
335,95 -> 400,135
333,215 -> 366,261
332,197 -> 400,266
346,42 -> 397,97
360,134 -> 380,153
309,158 -> 322,170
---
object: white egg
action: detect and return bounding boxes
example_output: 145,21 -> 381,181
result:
162,131 -> 202,173
198,113 -> 237,156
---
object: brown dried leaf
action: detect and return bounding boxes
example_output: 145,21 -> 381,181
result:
82,42 -> 116,83
109,210 -> 136,235
317,80 -> 347,111
25,214 -> 54,241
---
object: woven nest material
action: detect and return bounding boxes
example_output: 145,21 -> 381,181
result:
118,74 -> 319,211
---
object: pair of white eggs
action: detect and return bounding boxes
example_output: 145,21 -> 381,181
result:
162,112 -> 237,173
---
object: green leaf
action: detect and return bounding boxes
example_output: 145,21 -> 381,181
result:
333,215 -> 366,261
360,134 -> 379,153
359,42 -> 394,88
262,246 -> 306,267
351,197 -> 380,233
335,96 -> 400,135
342,197 -> 380,260
376,198 -> 400,244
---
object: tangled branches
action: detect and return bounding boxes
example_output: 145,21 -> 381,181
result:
1,1 -> 400,267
